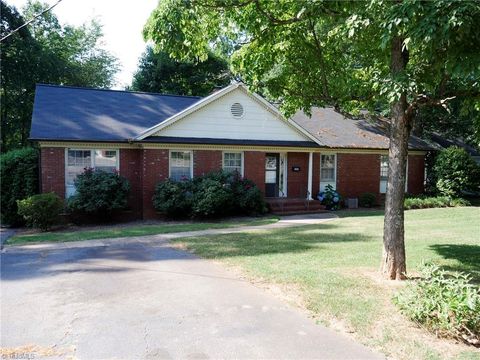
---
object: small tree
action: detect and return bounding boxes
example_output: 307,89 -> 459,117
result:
68,169 -> 130,217
434,147 -> 480,197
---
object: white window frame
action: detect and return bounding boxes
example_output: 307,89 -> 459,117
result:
319,153 -> 337,192
169,150 -> 193,180
222,151 -> 244,177
379,154 -> 408,193
65,148 -> 119,198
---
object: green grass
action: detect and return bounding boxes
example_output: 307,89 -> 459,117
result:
7,217 -> 278,245
172,207 -> 480,360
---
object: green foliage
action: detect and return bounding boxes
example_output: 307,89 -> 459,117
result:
17,193 -> 63,231
130,46 -> 231,96
318,184 -> 342,210
0,0 -> 118,151
0,147 -> 39,226
67,169 -> 130,216
433,147 -> 480,197
152,171 -> 266,219
152,179 -> 195,218
404,196 -> 470,210
394,264 -> 480,345
358,192 -> 377,208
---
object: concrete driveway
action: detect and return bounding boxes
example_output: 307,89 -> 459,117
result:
1,237 -> 381,359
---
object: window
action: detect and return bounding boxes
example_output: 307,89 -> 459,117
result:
170,151 -> 192,181
320,154 -> 336,182
223,152 -> 243,175
380,154 -> 408,193
65,149 -> 118,197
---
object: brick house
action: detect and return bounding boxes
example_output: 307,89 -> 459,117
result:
30,82 -> 433,218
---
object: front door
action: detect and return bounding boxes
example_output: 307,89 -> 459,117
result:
265,153 -> 280,197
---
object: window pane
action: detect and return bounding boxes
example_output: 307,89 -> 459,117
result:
94,150 -> 117,172
380,155 -> 389,180
66,150 -> 92,186
320,154 -> 335,182
223,152 -> 242,174
170,151 -> 191,180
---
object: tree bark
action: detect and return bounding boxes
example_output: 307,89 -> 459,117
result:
381,35 -> 411,280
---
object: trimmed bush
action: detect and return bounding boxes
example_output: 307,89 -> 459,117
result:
0,147 -> 39,226
68,168 -> 130,216
359,192 -> 376,207
433,147 -> 480,197
394,264 -> 480,345
232,178 -> 267,215
152,170 -> 266,219
152,179 -> 195,218
17,193 -> 63,231
404,196 -> 470,210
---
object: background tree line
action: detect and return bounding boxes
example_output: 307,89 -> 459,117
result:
1,0 -> 119,152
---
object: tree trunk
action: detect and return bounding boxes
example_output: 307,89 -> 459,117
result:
381,36 -> 411,280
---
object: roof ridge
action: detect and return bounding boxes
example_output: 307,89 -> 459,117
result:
35,83 -> 203,99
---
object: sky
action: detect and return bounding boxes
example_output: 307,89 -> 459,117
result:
9,0 -> 159,89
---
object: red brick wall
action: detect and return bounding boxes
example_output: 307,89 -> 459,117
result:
287,152 -> 309,198
336,153 -> 381,200
244,151 -> 265,194
193,150 -> 222,176
119,149 -> 143,218
41,147 -> 65,199
408,154 -> 425,195
142,149 -> 169,219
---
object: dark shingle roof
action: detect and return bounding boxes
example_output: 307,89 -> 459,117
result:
30,84 -> 201,141
292,107 -> 438,151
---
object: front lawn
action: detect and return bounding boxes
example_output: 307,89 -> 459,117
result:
173,207 -> 480,360
7,216 -> 278,245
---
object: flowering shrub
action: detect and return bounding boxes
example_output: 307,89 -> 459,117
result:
317,184 -> 342,210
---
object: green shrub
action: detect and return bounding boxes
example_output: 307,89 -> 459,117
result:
152,178 -> 194,218
404,196 -> 470,210
192,178 -> 234,217
359,192 -> 376,207
233,178 -> 267,215
68,168 -> 130,216
152,170 -> 266,219
17,193 -> 63,231
0,147 -> 39,226
394,264 -> 480,345
317,184 -> 342,210
433,147 -> 480,197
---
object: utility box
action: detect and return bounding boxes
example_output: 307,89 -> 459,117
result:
346,198 -> 358,209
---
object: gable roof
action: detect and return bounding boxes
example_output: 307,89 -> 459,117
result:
292,107 -> 438,151
30,84 -> 201,141
135,83 -> 320,144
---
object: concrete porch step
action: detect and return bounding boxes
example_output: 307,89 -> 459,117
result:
266,198 -> 327,215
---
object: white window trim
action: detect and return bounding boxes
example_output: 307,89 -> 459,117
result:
222,151 -> 244,177
319,153 -> 337,191
64,148 -> 120,198
169,150 -> 193,180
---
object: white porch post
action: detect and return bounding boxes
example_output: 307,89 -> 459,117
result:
307,152 -> 313,200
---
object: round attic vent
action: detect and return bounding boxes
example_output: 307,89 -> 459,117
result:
230,102 -> 244,118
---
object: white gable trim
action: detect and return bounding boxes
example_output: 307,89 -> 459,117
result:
135,82 -> 322,145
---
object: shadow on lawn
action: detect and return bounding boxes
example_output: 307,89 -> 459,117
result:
429,244 -> 480,283
177,223 -> 377,258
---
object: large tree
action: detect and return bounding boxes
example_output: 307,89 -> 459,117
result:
0,0 -> 118,151
131,46 -> 231,96
143,0 -> 480,279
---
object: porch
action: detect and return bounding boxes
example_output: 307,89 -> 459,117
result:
266,198 -> 327,215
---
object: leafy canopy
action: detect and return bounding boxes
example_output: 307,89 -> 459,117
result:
144,0 -> 480,117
